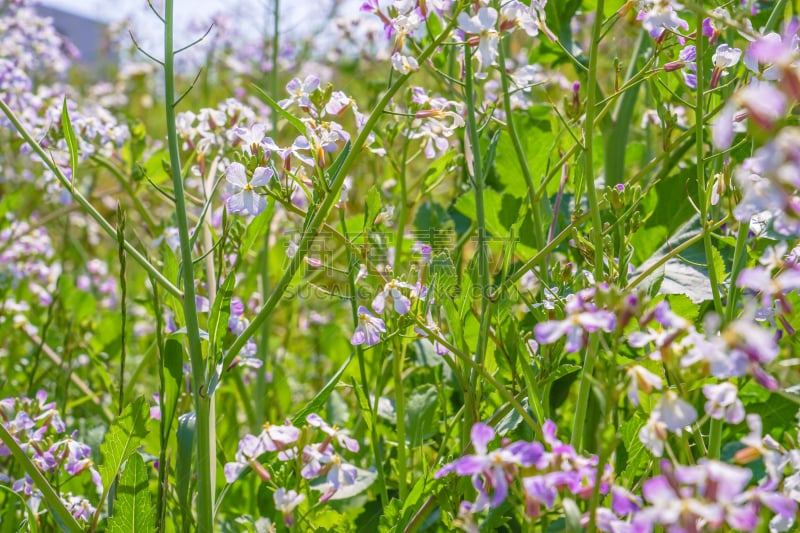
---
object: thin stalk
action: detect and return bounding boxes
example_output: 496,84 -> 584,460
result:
571,0 -> 606,450
222,19 -> 456,367
392,332 -> 408,499
270,0 -> 280,134
257,0 -> 280,428
695,11 -> 724,317
163,2 -> 214,530
725,220 -> 750,324
497,41 -> 545,252
116,208 -> 128,414
463,44 -> 492,415
0,99 -> 182,299
91,154 -> 157,229
339,210 -> 389,506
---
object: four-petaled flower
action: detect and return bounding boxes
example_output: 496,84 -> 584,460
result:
225,162 -> 273,216
350,306 -> 387,347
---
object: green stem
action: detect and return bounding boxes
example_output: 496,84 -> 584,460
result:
222,18 -> 457,367
725,220 -> 750,324
392,333 -> 408,499
163,2 -> 214,530
497,40 -> 545,252
0,99 -> 182,299
339,210 -> 389,506
571,0 -> 605,451
463,43 -> 492,421
258,0 -> 279,429
695,10 -> 724,317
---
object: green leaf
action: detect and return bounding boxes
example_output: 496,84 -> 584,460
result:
208,273 -> 235,351
61,96 -> 79,192
292,353 -> 353,425
494,113 -> 554,198
327,140 -> 352,187
619,413 -> 649,482
241,202 -> 275,256
249,83 -> 306,135
176,413 -> 196,522
107,453 -> 156,533
100,396 -> 151,490
364,185 -> 382,230
405,385 -> 439,447
161,339 -> 183,441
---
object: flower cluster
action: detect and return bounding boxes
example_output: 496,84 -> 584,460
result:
0,392 -> 99,522
224,414 -> 369,527
438,420 -> 798,532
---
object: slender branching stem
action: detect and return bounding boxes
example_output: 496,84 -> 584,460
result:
163,1 -> 214,528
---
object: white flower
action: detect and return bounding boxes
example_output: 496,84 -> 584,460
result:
225,162 -> 273,216
654,390 -> 697,432
458,7 -> 499,75
391,52 -> 419,74
626,365 -> 663,406
712,43 -> 742,68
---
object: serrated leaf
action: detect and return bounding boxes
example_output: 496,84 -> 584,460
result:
107,453 -> 155,533
100,397 -> 151,490
61,96 -> 78,192
619,413 -> 649,481
161,339 -> 183,441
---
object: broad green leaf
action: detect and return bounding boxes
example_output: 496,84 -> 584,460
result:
161,338 -> 183,441
100,396 -> 151,490
619,413 -> 649,482
61,96 -> 78,192
405,385 -> 439,447
494,115 -> 554,198
107,453 -> 155,533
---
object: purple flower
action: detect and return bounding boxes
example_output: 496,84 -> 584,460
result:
535,293 -> 616,353
350,306 -> 386,347
307,413 -> 360,452
737,264 -> 800,313
372,279 -> 414,315
702,382 -> 745,424
278,76 -> 320,111
435,423 -> 543,508
223,433 -> 270,483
